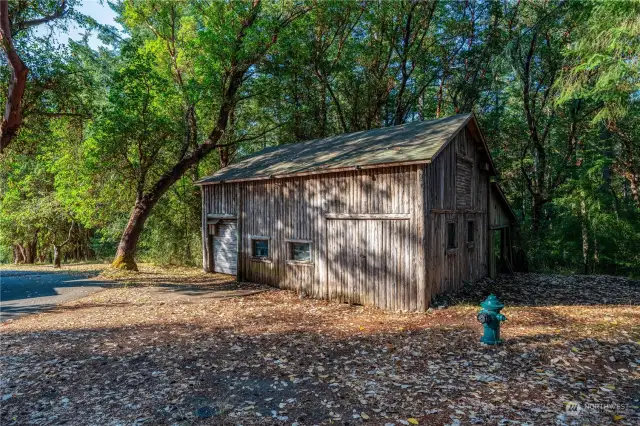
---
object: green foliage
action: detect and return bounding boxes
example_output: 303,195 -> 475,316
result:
137,177 -> 201,266
559,0 -> 640,123
1,0 -> 638,276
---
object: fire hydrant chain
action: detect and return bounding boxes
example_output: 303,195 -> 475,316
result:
477,294 -> 507,345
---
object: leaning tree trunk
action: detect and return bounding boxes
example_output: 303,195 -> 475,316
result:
16,243 -> 27,264
109,0 -> 277,271
110,64 -> 251,271
111,200 -> 156,271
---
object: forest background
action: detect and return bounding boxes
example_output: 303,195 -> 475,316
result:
1,0 -> 638,276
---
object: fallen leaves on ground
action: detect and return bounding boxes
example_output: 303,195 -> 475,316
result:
1,268 -> 639,425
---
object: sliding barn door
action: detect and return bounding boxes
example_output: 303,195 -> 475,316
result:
327,219 -> 410,310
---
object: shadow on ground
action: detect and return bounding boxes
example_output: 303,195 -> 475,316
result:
441,272 -> 640,307
1,270 -> 638,425
1,317 -> 638,425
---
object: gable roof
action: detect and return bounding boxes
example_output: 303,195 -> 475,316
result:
197,113 -> 489,185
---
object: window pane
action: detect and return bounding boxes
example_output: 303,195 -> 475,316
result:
253,239 -> 269,257
291,242 -> 311,261
447,223 -> 456,248
467,221 -> 474,242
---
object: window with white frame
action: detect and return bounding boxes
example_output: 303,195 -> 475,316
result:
288,241 -> 312,262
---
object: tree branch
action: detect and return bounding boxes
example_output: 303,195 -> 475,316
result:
14,0 -> 68,34
235,123 -> 283,144
0,1 -> 29,153
0,0 -> 69,152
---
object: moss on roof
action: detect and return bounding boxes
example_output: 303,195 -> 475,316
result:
197,113 -> 472,184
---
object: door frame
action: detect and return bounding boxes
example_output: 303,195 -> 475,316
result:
325,215 -> 410,309
212,219 -> 239,275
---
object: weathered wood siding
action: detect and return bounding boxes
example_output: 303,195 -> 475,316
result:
201,184 -> 239,274
202,124 -> 507,310
424,128 -> 490,296
488,185 -> 514,277
489,187 -> 511,228
203,166 -> 427,311
213,221 -> 238,275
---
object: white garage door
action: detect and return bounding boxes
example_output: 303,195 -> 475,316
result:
213,220 -> 238,275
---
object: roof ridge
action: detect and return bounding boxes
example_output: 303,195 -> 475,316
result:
197,113 -> 473,185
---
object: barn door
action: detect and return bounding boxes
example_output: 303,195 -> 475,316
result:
213,220 -> 238,275
327,219 -> 368,305
327,219 -> 407,310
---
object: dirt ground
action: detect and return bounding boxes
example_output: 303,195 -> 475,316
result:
1,264 -> 639,425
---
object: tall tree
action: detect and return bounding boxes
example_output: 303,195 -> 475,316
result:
110,0 -> 308,270
507,1 -> 581,233
559,0 -> 640,208
0,0 -> 73,152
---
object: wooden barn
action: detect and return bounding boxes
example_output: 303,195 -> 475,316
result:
196,113 -> 516,311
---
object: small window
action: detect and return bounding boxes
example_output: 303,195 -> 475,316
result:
447,222 -> 457,249
251,238 -> 269,258
467,221 -> 475,242
289,242 -> 312,262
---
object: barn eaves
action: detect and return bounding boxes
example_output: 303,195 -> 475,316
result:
196,113 -> 496,185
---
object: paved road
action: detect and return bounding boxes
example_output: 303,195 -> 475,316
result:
0,270 -> 111,322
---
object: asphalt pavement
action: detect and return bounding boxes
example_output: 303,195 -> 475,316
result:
0,270 -> 110,321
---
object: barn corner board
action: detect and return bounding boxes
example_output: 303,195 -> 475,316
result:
198,113 -> 515,311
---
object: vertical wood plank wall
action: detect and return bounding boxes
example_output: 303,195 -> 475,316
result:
424,128 -> 490,296
202,126 -> 500,310
489,188 -> 511,228
489,185 -> 515,277
203,166 -> 426,311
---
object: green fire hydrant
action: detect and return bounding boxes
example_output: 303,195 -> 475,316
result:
477,294 -> 507,345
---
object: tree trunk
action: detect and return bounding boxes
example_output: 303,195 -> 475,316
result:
24,231 -> 38,263
219,146 -> 231,168
592,236 -> 599,273
53,245 -> 62,268
110,65 -> 250,270
13,244 -> 24,264
0,1 -> 29,153
436,75 -> 445,118
580,198 -> 589,274
112,200 -> 156,271
109,0 -> 278,271
24,243 -> 34,264
531,199 -> 544,234
17,243 -> 27,263
625,170 -> 640,209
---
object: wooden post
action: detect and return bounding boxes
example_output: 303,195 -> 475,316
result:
201,186 -> 211,272
416,166 -> 428,311
236,183 -> 244,281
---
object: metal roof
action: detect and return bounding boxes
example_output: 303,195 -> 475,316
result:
197,113 -> 473,184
